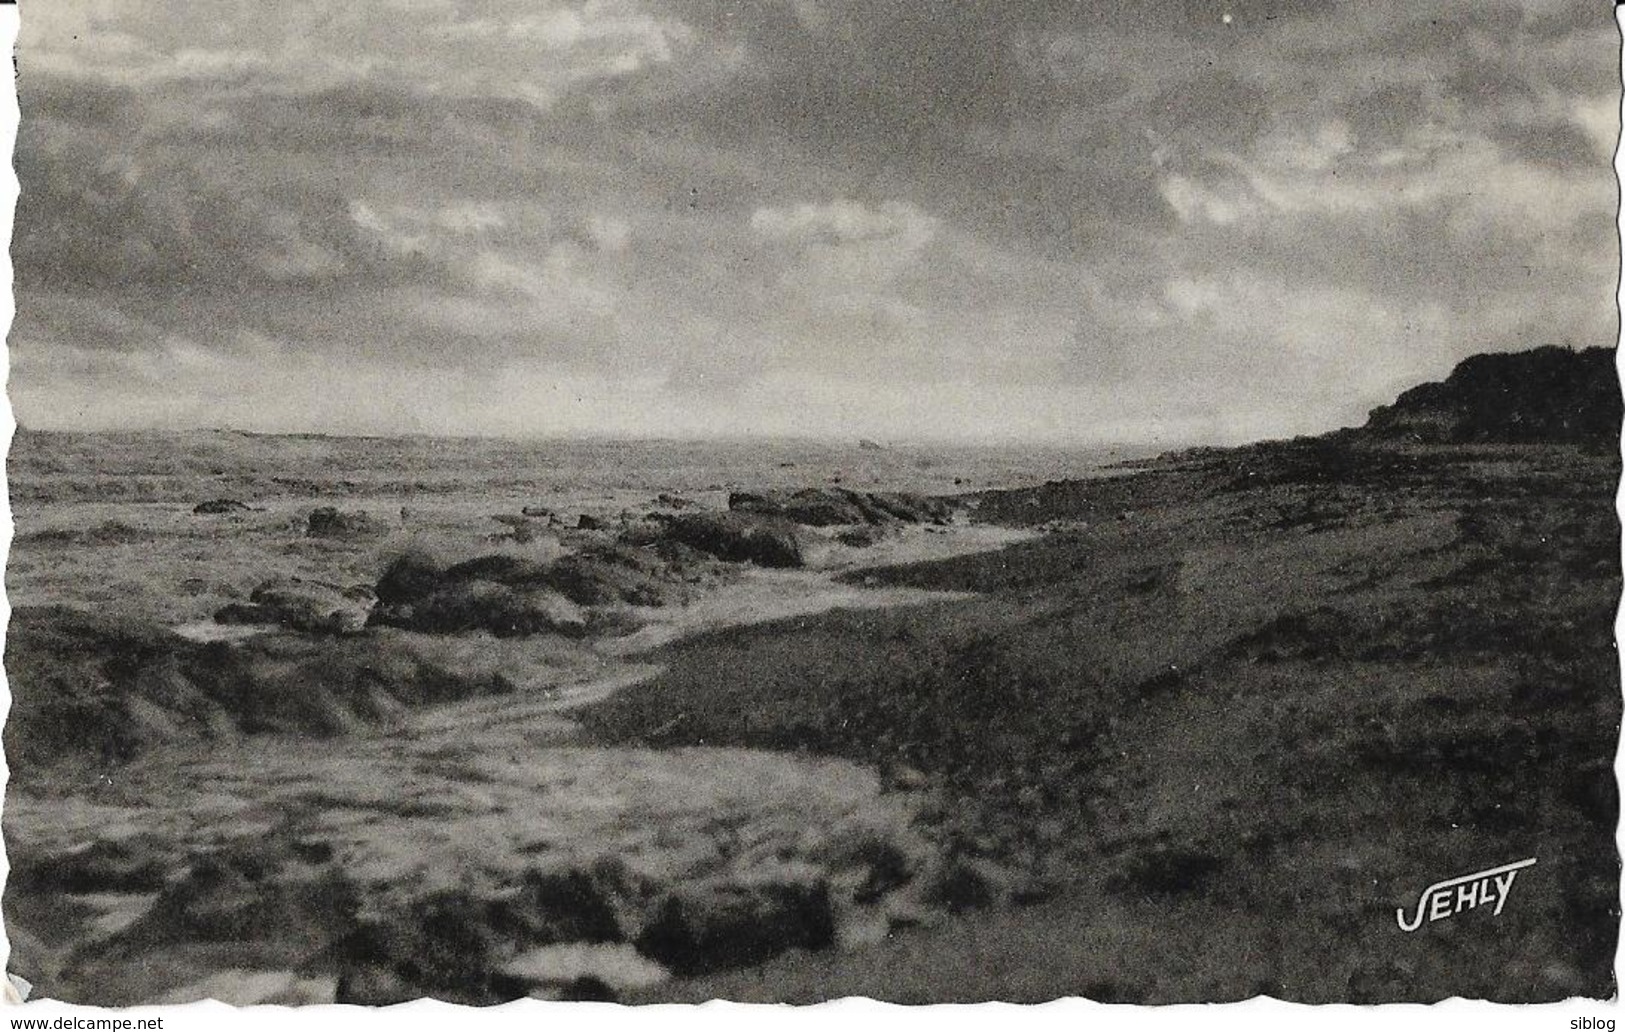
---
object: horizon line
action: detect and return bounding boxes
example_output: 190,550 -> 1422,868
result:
9,424 -> 1202,452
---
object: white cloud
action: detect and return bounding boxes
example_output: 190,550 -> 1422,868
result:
15,1 -> 1619,442
750,199 -> 939,245
169,48 -> 270,78
585,214 -> 632,252
1160,174 -> 1253,225
1567,93 -> 1619,159
750,199 -> 940,295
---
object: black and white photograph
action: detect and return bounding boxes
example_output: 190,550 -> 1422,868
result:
1,0 -> 1620,1015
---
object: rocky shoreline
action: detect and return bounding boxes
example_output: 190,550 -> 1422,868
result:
4,487 -> 1040,1005
6,346 -> 1621,1004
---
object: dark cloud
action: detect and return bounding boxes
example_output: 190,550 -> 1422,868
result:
1449,48 -> 1544,105
13,130 -> 456,320
22,73 -> 134,125
1339,82 -> 1437,152
9,1 -> 1621,440
1494,115 -> 1608,168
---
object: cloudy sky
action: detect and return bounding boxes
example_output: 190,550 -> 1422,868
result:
11,1 -> 1619,443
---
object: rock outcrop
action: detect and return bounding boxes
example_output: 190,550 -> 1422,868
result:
658,512 -> 806,568
540,545 -> 707,607
413,581 -> 588,637
53,828 -> 920,1004
1361,345 -> 1620,446
370,544 -> 716,636
193,499 -> 252,515
3,606 -> 510,773
214,577 -> 377,635
11,833 -> 172,895
633,865 -> 837,976
729,487 -> 953,527
306,507 -> 388,539
17,521 -> 154,547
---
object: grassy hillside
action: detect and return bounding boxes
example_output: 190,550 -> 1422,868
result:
584,433 -> 1620,1001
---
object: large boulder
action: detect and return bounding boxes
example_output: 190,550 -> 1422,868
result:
11,833 -> 173,895
441,554 -> 551,586
374,550 -> 446,608
541,546 -> 697,607
334,856 -> 646,1006
4,606 -> 514,772
728,488 -> 954,527
729,489 -> 867,526
306,507 -> 388,539
410,581 -> 588,638
81,837 -> 361,985
490,513 -> 553,543
214,577 -> 377,635
836,526 -> 887,548
506,855 -> 645,945
633,864 -> 836,975
371,548 -> 681,635
867,491 -> 955,524
660,512 -> 806,568
799,817 -> 932,906
193,499 -> 252,515
334,889 -> 516,1006
914,855 -> 1019,913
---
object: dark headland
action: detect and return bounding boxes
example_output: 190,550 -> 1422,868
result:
5,345 -> 1619,1004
